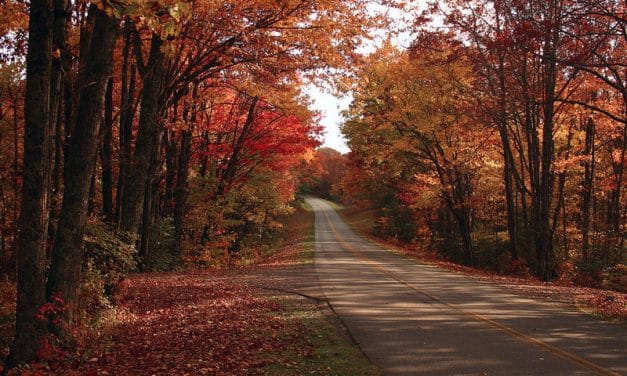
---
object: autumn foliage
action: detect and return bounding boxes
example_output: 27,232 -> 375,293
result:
1,0 -> 625,371
0,0 -> 393,369
340,0 -> 626,287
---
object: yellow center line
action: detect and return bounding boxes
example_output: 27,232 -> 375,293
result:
318,206 -> 620,376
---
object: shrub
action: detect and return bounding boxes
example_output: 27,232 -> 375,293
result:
78,260 -> 112,318
82,219 -> 136,306
144,217 -> 178,272
573,258 -> 606,288
0,281 -> 15,363
602,264 -> 627,293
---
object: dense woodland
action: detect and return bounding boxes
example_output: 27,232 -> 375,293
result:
0,0 -> 391,369
336,0 -> 625,287
0,0 -> 625,372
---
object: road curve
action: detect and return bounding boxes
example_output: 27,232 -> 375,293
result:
307,197 -> 626,376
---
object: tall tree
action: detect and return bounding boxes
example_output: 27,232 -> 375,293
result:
100,77 -> 114,220
120,32 -> 164,235
7,0 -> 53,366
46,4 -> 118,326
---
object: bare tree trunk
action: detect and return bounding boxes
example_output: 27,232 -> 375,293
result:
174,130 -> 192,259
500,128 -> 518,260
580,117 -> 595,260
0,183 -> 6,278
115,26 -> 135,225
88,161 -> 97,216
139,179 -> 153,266
535,2 -> 559,281
7,0 -> 53,366
52,93 -> 64,218
46,5 -> 118,329
607,119 -> 625,261
494,5 -> 518,261
215,96 -> 258,196
164,129 -> 178,216
10,95 -> 20,280
121,33 -> 163,235
101,78 -> 114,220
62,57 -> 73,164
138,131 -> 162,268
48,0 -> 69,224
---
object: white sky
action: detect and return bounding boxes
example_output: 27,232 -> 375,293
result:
305,2 -> 418,154
305,85 -> 352,153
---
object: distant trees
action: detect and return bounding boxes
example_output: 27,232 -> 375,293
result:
299,148 -> 347,200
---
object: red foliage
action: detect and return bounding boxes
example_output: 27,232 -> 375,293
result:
55,271 -> 309,375
191,90 -> 322,197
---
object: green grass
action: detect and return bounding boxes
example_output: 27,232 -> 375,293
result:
260,296 -> 380,375
258,200 -> 379,375
296,201 -> 316,265
324,200 -> 344,211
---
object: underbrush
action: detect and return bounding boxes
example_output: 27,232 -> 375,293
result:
180,199 -> 316,269
0,281 -> 16,363
0,218 -> 136,372
244,200 -> 316,267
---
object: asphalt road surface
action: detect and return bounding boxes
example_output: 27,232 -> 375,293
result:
306,197 -> 626,376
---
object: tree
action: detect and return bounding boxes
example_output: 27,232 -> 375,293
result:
0,63 -> 24,279
46,4 -> 119,327
300,148 -> 347,200
119,0 -> 383,237
7,0 -> 53,366
343,43 -> 480,264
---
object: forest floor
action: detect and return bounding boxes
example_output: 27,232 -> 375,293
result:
334,204 -> 627,323
1,203 -> 378,375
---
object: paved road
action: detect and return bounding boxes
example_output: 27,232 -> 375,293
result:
307,197 -> 626,376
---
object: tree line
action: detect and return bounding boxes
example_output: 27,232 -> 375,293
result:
338,0 -> 625,284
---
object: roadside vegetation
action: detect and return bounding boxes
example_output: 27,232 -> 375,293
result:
1,201 -> 377,374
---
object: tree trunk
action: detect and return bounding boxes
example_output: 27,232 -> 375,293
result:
216,96 -> 258,196
536,4 -> 559,281
164,129 -> 178,216
7,0 -> 53,366
580,118 -> 595,260
494,6 -> 518,261
120,33 -> 163,235
115,26 -> 135,224
0,183 -> 6,278
46,5 -> 118,327
138,131 -> 162,268
62,55 -> 73,165
52,91 -> 64,219
139,179 -> 153,266
101,77 -> 114,220
607,119 -> 625,259
500,127 -> 518,260
48,0 -> 69,220
174,130 -> 192,259
459,215 -> 474,266
10,95 -> 20,280
88,161 -> 97,216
